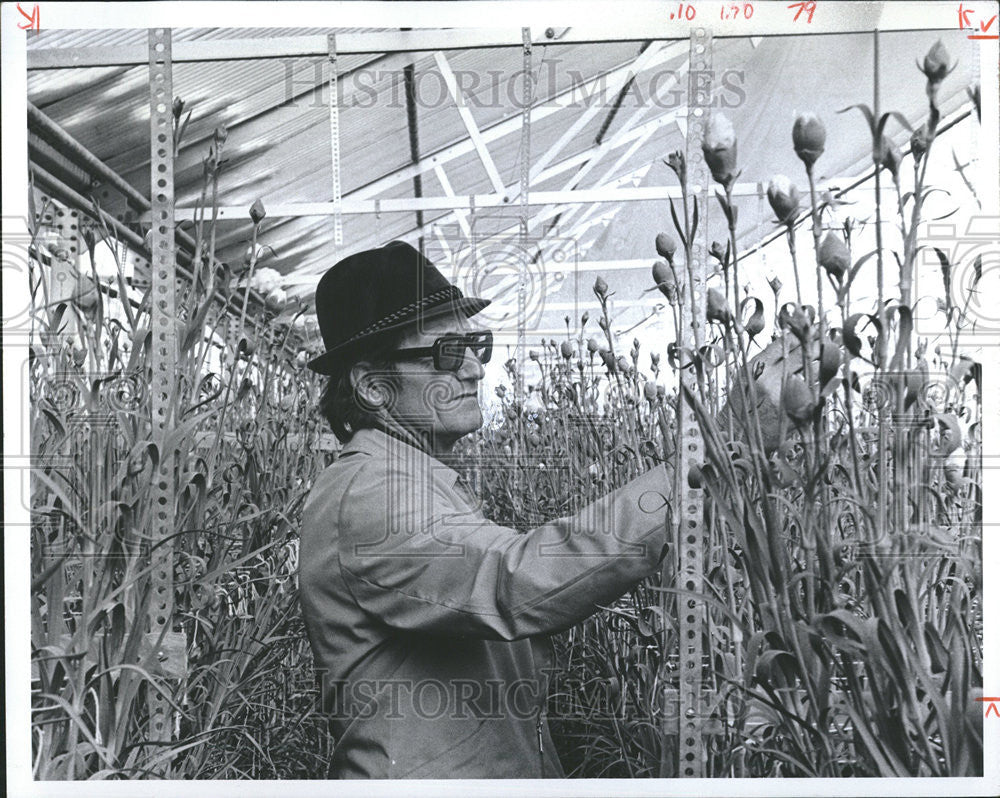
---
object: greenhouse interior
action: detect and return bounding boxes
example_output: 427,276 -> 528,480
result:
12,2 -> 993,786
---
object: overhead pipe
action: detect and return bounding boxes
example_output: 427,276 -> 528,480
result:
27,132 -> 94,194
30,161 -> 154,263
26,107 -> 291,335
27,101 -> 198,256
29,162 -> 279,328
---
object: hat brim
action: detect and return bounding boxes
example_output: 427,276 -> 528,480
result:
306,296 -> 491,375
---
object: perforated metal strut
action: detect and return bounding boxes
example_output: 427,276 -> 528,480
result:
147,27 -> 178,752
517,27 -> 531,407
328,33 -> 344,246
676,27 -> 712,779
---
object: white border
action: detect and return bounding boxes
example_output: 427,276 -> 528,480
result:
4,3 -> 998,797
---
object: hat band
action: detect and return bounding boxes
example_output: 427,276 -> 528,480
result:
341,286 -> 462,346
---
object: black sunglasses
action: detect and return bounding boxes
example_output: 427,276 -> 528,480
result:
385,330 -> 493,373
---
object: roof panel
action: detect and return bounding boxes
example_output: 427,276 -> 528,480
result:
25,26 -> 982,332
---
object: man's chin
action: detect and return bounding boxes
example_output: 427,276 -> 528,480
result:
453,411 -> 484,439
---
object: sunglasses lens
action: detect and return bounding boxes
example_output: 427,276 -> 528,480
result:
434,332 -> 493,371
472,332 -> 492,364
435,337 -> 466,371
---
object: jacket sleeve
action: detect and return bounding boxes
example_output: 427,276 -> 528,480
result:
336,459 -> 671,640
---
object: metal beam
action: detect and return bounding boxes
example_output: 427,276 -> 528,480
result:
527,40 -> 669,184
528,61 -> 683,237
432,163 -> 471,239
434,51 -> 508,196
349,44 -> 681,203
353,105 -> 684,256
27,4 -> 959,70
163,178 -> 877,221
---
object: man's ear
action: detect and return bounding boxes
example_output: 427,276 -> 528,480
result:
350,361 -> 397,412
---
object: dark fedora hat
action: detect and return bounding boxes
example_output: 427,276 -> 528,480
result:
307,241 -> 490,375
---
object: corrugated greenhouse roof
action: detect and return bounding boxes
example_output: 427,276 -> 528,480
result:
27,27 -> 981,339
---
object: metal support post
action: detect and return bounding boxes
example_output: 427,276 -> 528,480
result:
328,33 -> 343,246
146,27 -> 178,754
676,26 -> 712,779
517,27 -> 532,406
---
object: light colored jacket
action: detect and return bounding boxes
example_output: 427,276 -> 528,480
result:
299,427 -> 670,778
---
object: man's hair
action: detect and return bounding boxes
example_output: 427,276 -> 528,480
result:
317,327 -> 407,444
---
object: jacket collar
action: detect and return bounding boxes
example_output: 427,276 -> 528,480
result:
339,427 -> 462,490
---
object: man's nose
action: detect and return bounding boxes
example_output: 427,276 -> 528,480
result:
457,347 -> 486,381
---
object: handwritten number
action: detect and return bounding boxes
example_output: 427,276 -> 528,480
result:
720,3 -> 754,21
787,1 -> 817,23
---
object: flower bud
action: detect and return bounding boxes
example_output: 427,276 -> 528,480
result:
767,175 -> 800,225
214,125 -> 228,145
921,39 -> 951,87
818,232 -> 850,283
792,113 -> 826,168
238,337 -> 256,358
73,274 -> 100,313
706,287 -> 732,325
687,463 -> 703,489
265,287 -> 287,312
528,349 -> 540,362
560,340 -> 574,359
743,300 -> 765,338
652,260 -> 678,303
249,198 -> 266,225
172,96 -> 185,119
598,316 -> 610,332
768,275 -> 783,296
779,302 -> 815,342
593,275 -> 608,299
709,240 -> 727,264
643,382 -> 658,402
782,375 -> 816,423
910,124 -> 930,165
664,150 -> 686,183
878,136 -> 902,182
616,355 -> 631,374
702,114 -> 738,187
819,341 -> 842,388
599,349 -> 617,372
655,232 -> 677,262
581,311 -> 590,327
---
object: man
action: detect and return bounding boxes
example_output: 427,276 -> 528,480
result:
299,240 -> 671,779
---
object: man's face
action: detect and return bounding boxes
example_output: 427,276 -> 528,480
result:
383,314 -> 488,449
